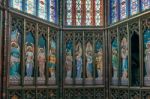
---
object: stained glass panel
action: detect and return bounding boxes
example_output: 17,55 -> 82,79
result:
120,0 -> 127,19
130,0 -> 139,15
66,0 -> 72,25
141,0 -> 150,11
95,0 -> 101,26
25,0 -> 36,15
49,0 -> 57,23
76,0 -> 82,26
85,0 -> 92,26
11,0 -> 22,10
65,0 -> 104,26
110,0 -> 118,23
38,0 -> 47,19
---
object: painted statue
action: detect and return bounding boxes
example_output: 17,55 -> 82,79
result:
65,50 -> 73,79
10,30 -> 20,77
86,42 -> 93,78
121,37 -> 128,79
25,43 -> 34,77
38,47 -> 46,78
112,48 -> 118,78
10,41 -> 20,76
96,48 -> 103,78
75,42 -> 82,79
145,41 -> 150,77
48,39 -> 56,79
112,39 -> 118,78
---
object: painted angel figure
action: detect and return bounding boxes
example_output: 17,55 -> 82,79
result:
75,42 -> 82,79
145,41 -> 150,77
38,47 -> 46,78
10,41 -> 20,77
96,48 -> 103,79
86,42 -> 93,78
48,40 -> 56,79
25,43 -> 34,77
65,50 -> 73,79
121,37 -> 128,79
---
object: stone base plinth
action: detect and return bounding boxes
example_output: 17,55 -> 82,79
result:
65,78 -> 73,84
24,77 -> 34,85
75,78 -> 82,84
95,78 -> 103,85
37,77 -> 45,84
112,77 -> 118,85
144,76 -> 150,86
121,78 -> 128,85
48,78 -> 56,85
85,78 -> 93,85
9,76 -> 20,85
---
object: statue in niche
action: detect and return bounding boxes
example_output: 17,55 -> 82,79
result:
10,41 -> 20,77
38,47 -> 46,78
112,39 -> 118,78
65,50 -> 73,79
75,42 -> 82,79
86,42 -> 93,78
48,39 -> 56,79
112,48 -> 118,78
25,43 -> 34,77
96,48 -> 103,79
121,37 -> 128,79
10,30 -> 20,77
144,41 -> 150,77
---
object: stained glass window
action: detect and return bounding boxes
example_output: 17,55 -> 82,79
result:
66,0 -> 72,25
11,0 -> 22,10
141,0 -> 150,11
76,0 -> 82,26
85,0 -> 92,26
49,0 -> 57,23
110,0 -> 118,23
38,0 -> 47,19
120,0 -> 127,20
65,0 -> 104,26
25,0 -> 36,15
130,0 -> 139,15
95,0 -> 101,26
